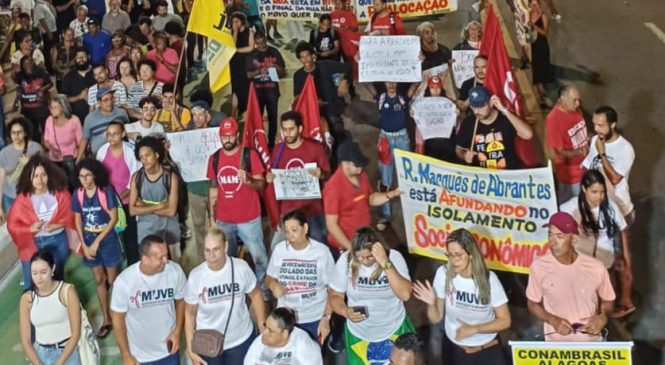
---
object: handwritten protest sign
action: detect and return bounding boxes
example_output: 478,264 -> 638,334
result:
359,36 -> 421,82
355,0 -> 457,22
411,97 -> 457,140
510,341 -> 634,365
452,50 -> 479,88
259,0 -> 333,21
272,164 -> 321,200
167,128 -> 221,182
395,149 -> 557,274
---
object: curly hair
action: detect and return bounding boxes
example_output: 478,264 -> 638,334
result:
134,135 -> 166,164
16,155 -> 69,195
76,158 -> 110,188
6,116 -> 33,147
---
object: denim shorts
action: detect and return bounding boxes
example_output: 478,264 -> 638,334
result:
82,231 -> 123,268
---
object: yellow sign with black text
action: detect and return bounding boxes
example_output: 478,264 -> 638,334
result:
510,342 -> 633,365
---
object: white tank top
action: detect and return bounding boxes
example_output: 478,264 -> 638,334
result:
30,281 -> 73,344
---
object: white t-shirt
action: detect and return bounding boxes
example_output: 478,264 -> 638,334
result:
267,239 -> 335,323
560,198 -> 627,254
184,257 -> 257,349
110,261 -> 186,363
329,249 -> 410,342
433,266 -> 508,347
243,327 -> 323,365
126,121 -> 165,138
581,135 -> 635,216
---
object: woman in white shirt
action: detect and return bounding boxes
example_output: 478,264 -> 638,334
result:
413,228 -> 510,365
265,209 -> 336,343
329,226 -> 414,365
184,225 -> 266,365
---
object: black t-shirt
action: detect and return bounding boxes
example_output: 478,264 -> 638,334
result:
456,112 -> 520,169
293,60 -> 351,117
459,77 -> 481,101
15,68 -> 51,109
53,0 -> 77,30
61,69 -> 96,121
309,28 -> 340,61
422,43 -> 452,71
246,46 -> 286,93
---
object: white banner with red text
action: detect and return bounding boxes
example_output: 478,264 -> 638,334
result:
395,149 -> 557,274
355,0 -> 457,22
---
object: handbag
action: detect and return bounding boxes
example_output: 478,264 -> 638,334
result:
64,284 -> 101,365
51,122 -> 77,174
191,258 -> 235,358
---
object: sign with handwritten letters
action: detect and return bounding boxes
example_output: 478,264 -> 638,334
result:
272,164 -> 321,200
452,50 -> 480,88
395,150 -> 557,274
510,341 -> 634,365
259,0 -> 334,21
411,97 -> 457,140
358,36 -> 422,82
167,128 -> 222,183
354,0 -> 457,22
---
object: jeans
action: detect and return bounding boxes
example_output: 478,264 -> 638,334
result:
556,182 -> 581,205
270,214 -> 328,249
201,333 -> 256,365
2,194 -> 15,213
296,320 -> 320,343
122,203 -> 140,265
141,352 -> 180,365
256,88 -> 280,149
215,216 -> 269,296
378,129 -> 410,220
22,230 -> 69,289
35,343 -> 81,365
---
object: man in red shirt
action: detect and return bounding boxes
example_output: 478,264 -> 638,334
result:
366,0 -> 405,35
207,117 -> 269,296
267,111 -> 331,245
331,0 -> 358,32
323,140 -> 400,255
545,84 -> 589,203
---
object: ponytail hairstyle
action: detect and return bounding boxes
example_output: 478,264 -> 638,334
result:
577,169 -> 617,238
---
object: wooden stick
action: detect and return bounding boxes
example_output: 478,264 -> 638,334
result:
469,117 -> 480,153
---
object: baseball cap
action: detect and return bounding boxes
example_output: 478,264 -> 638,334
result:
468,85 -> 491,108
87,18 -> 98,26
543,212 -> 578,234
428,76 -> 443,88
96,87 -> 116,100
219,117 -> 238,136
337,140 -> 368,167
191,100 -> 210,112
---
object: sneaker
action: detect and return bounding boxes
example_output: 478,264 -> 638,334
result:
327,335 -> 343,354
552,13 -> 562,23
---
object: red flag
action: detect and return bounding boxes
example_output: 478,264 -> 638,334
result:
480,5 -> 539,167
243,82 -> 280,229
294,74 -> 324,144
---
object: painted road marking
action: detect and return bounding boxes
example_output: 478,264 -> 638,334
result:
645,22 -> 665,45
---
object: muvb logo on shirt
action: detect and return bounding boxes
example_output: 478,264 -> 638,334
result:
198,283 -> 241,304
129,288 -> 176,308
355,275 -> 390,291
447,287 -> 483,308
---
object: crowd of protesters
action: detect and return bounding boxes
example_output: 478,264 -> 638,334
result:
0,0 -> 637,364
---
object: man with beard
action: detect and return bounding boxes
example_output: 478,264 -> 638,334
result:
456,85 -> 533,169
61,48 -> 95,121
266,111 -> 330,245
457,55 -> 487,113
88,63 -> 128,111
207,118 -> 270,299
111,234 -> 186,365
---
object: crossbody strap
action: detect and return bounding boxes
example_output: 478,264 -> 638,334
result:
222,258 -> 235,342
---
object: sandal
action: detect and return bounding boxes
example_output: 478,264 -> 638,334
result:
610,305 -> 636,319
97,323 -> 112,338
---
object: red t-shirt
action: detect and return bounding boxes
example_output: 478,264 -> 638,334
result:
323,168 -> 373,249
207,148 -> 265,223
545,107 -> 588,184
369,11 -> 406,35
331,10 -> 358,30
272,139 -> 331,217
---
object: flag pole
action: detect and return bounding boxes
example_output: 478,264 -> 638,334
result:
174,31 -> 188,95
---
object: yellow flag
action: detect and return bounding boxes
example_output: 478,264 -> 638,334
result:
187,0 -> 236,91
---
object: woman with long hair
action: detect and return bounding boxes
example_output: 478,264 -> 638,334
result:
453,21 -> 482,50
0,117 -> 43,223
7,155 -> 76,289
559,169 -> 634,317
19,249 -> 82,365
72,158 -> 123,338
115,56 -> 137,92
529,0 -> 554,106
106,31 -> 129,79
329,227 -> 414,364
413,228 -> 510,365
43,95 -> 83,190
229,12 -> 255,119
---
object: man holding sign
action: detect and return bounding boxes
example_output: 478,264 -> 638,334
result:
266,111 -> 331,245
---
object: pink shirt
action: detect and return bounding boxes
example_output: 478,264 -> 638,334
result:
43,116 -> 82,161
145,48 -> 179,84
526,251 -> 615,342
103,148 -> 131,205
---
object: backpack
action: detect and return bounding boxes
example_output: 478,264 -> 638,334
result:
76,187 -> 127,233
211,148 -> 252,177
135,164 -> 173,200
313,26 -> 336,42
135,162 -> 189,221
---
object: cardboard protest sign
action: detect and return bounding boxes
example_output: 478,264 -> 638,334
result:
167,128 -> 221,182
355,0 -> 457,22
358,36 -> 421,82
452,50 -> 479,88
395,149 -> 557,274
411,97 -> 457,140
272,164 -> 321,200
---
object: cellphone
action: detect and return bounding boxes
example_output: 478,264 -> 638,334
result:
352,306 -> 369,318
571,323 -> 584,332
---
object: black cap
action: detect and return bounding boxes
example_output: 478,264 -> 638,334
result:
87,18 -> 99,26
337,141 -> 368,167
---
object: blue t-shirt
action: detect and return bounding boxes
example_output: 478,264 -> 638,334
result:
72,187 -> 119,233
83,31 -> 112,65
379,93 -> 409,132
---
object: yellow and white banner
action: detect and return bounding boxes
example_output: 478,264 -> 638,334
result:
355,0 -> 457,22
395,150 -> 557,274
510,341 -> 633,365
259,0 -> 334,21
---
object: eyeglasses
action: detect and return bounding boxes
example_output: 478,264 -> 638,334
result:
445,251 -> 468,260
78,173 -> 93,179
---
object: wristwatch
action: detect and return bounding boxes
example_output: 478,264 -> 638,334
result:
382,260 -> 394,270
